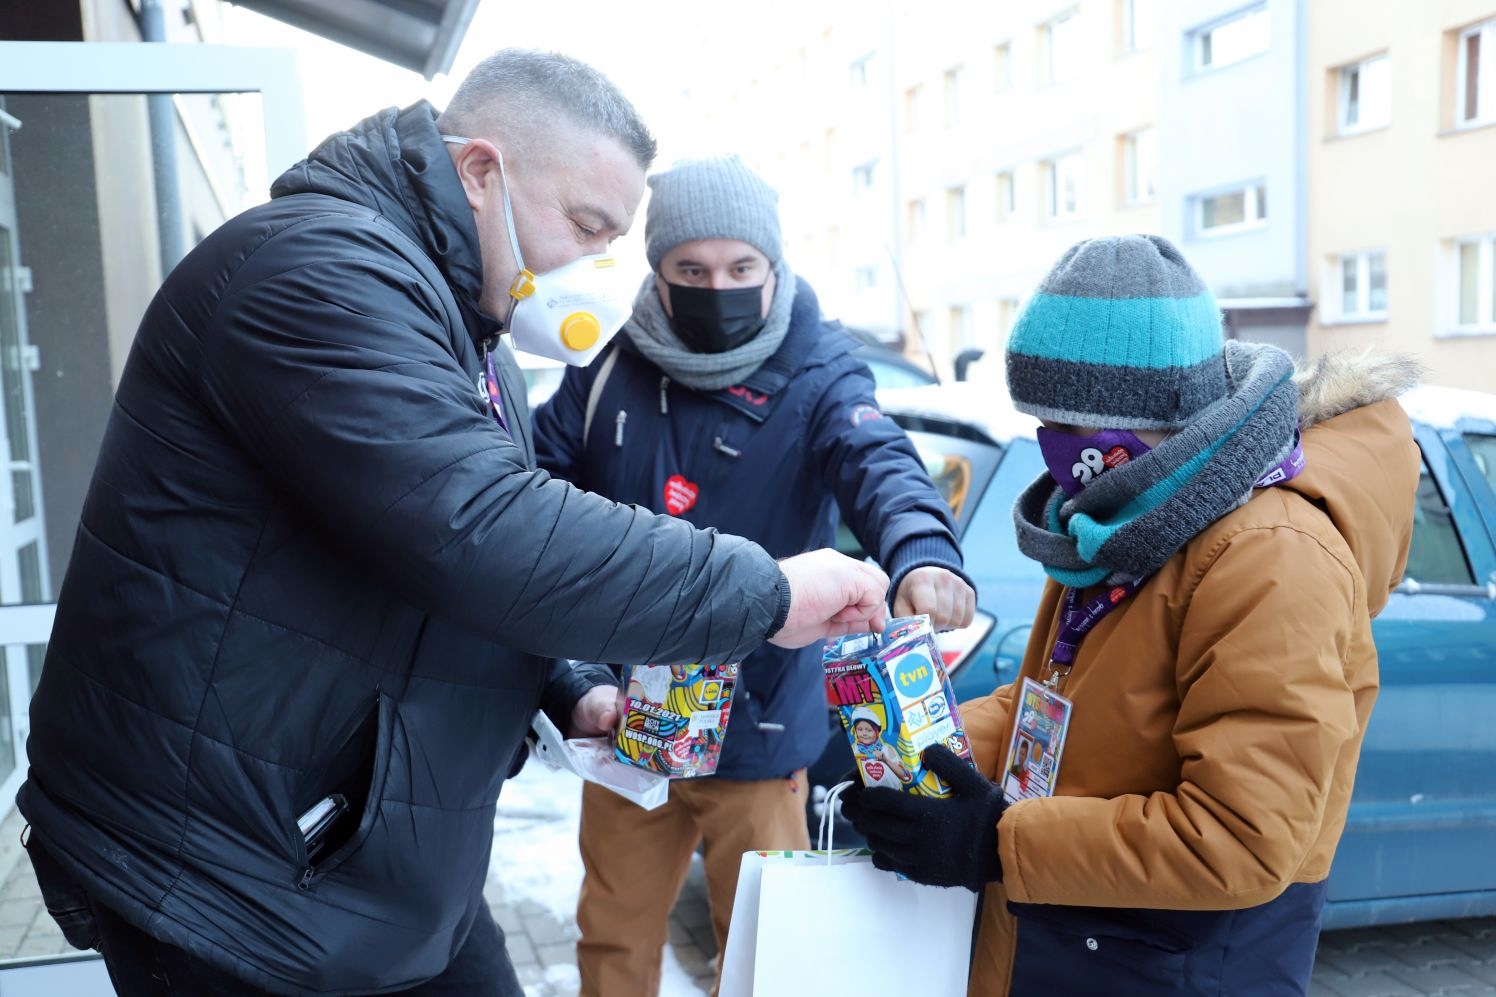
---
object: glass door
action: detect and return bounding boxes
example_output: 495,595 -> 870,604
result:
0,100 -> 48,811
0,40 -> 304,986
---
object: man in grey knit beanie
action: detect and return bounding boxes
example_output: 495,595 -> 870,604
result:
532,154 -> 978,997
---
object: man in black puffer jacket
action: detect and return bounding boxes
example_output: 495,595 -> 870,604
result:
16,49 -> 888,997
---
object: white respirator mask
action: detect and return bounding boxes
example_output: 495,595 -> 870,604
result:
445,135 -> 633,366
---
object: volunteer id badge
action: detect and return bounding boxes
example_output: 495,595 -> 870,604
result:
1000,677 -> 1074,805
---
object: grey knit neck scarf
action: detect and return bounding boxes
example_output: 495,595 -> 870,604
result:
1014,341 -> 1301,587
623,260 -> 796,391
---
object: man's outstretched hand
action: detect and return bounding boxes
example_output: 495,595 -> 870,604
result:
768,549 -> 889,649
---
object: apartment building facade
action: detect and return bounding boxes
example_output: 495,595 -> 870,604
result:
692,0 -> 1327,383
1159,0 -> 1311,357
1308,0 -> 1496,391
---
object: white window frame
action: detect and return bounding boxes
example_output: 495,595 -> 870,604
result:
849,52 -> 874,88
906,197 -> 926,245
852,160 -> 877,193
1122,127 -> 1157,205
1045,152 -> 1085,222
1453,234 -> 1496,333
1124,0 -> 1157,53
1457,19 -> 1496,129
1041,10 -> 1081,87
946,185 -> 967,242
943,65 -> 963,128
904,84 -> 922,132
1324,250 -> 1388,323
1338,54 -> 1392,135
994,41 -> 1013,92
949,304 -> 974,348
1192,5 -> 1270,74
1194,181 -> 1267,236
996,170 -> 1016,221
0,41 -> 304,178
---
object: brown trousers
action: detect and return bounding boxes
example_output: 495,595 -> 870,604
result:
574,770 -> 811,997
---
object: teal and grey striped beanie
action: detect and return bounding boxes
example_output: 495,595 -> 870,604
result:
1005,234 -> 1226,430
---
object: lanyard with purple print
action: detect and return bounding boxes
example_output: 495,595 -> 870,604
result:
482,348 -> 509,435
1040,577 -> 1149,692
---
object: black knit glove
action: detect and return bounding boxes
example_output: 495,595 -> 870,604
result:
841,744 -> 1007,892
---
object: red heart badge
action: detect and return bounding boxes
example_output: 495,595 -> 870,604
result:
864,760 -> 885,782
1102,446 -> 1132,469
664,474 -> 699,515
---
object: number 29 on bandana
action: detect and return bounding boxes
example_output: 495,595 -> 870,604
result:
1000,678 -> 1074,805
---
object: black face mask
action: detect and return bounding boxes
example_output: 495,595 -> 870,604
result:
665,282 -> 767,353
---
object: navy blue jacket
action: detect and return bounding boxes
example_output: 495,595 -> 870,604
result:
17,103 -> 786,995
533,283 -> 967,780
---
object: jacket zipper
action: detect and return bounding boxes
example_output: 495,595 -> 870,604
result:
659,376 -> 670,415
713,437 -> 742,458
298,865 -> 315,891
615,410 -> 627,447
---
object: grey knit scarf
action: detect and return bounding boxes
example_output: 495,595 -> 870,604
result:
622,260 -> 797,391
1014,340 -> 1301,587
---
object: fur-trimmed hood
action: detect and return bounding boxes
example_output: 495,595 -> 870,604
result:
1286,350 -> 1422,616
1296,350 -> 1423,429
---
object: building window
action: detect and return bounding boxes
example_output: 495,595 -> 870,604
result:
1041,10 -> 1081,87
1123,0 -> 1157,53
943,65 -> 964,127
904,85 -> 922,132
996,171 -> 1016,221
850,52 -> 874,87
949,304 -> 974,348
946,185 -> 967,242
1329,251 -> 1388,322
906,198 -> 926,245
1339,54 -> 1391,134
997,297 -> 1022,345
854,265 -> 879,291
994,42 -> 1013,92
1121,127 -> 1157,204
1193,6 -> 1269,73
1196,182 -> 1266,235
1455,235 -> 1496,329
1458,19 -> 1496,127
1045,152 -> 1085,222
852,160 -> 877,193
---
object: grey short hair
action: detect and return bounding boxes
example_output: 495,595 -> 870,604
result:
437,49 -> 656,171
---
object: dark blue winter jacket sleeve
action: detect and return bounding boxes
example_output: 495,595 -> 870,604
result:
806,360 -> 971,602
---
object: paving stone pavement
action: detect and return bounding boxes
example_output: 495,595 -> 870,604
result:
0,785 -> 1492,996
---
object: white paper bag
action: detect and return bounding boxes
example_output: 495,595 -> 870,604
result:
718,849 -> 977,997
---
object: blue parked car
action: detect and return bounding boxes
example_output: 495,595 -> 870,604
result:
808,380 -> 1496,930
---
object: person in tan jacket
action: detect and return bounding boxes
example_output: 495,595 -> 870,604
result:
843,234 -> 1420,996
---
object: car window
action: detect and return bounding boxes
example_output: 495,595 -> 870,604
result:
833,428 -> 1000,558
958,436 -> 1051,596
1462,432 -> 1496,494
901,429 -> 1002,529
1403,457 -> 1475,586
862,356 -> 937,390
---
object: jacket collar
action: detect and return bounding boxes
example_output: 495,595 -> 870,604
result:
269,101 -> 500,347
